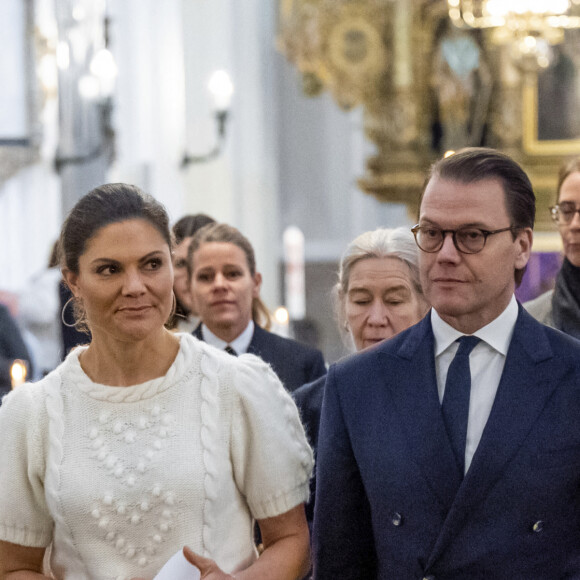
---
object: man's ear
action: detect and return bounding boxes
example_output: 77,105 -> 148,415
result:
514,227 -> 533,271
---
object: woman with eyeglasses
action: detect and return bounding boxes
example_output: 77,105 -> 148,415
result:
524,157 -> 580,338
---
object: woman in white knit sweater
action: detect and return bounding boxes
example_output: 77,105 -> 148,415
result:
0,184 -> 313,580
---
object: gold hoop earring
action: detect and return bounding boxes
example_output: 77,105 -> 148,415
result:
61,296 -> 78,328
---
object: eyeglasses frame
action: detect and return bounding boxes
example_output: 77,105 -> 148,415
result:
550,203 -> 580,225
410,224 -> 518,255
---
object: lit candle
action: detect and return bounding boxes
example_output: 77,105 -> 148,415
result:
10,359 -> 27,389
273,306 -> 290,338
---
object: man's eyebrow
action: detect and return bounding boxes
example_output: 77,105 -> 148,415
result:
419,219 -> 491,229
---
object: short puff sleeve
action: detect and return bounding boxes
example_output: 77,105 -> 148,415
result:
0,383 -> 52,547
229,354 -> 313,520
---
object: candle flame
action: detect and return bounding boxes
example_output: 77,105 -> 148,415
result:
10,360 -> 27,389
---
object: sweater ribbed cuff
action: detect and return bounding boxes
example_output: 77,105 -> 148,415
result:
250,481 -> 310,521
0,522 -> 52,547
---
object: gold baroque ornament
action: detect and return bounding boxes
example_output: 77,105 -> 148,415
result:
277,0 -> 325,76
320,3 -> 389,109
327,14 -> 386,77
384,94 -> 418,147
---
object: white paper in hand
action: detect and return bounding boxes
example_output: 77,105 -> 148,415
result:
153,549 -> 201,580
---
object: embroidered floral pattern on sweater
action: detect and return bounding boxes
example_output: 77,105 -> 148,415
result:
87,405 -> 177,568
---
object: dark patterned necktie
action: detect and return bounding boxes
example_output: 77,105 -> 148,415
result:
442,335 -> 480,476
224,345 -> 237,356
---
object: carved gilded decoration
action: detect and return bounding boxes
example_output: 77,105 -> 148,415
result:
278,1 -> 391,107
278,0 -> 573,229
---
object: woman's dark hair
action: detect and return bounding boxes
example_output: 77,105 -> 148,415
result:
172,214 -> 216,245
59,184 -> 172,332
48,240 -> 61,269
59,183 -> 172,275
187,222 -> 272,330
167,214 -> 217,328
421,147 -> 536,286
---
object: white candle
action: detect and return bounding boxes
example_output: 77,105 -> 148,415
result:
283,226 -> 306,320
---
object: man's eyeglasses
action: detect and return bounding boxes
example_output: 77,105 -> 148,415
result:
550,202 -> 580,225
411,225 -> 516,255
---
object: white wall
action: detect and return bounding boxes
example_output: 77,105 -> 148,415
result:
109,0 -> 187,221
179,0 -> 283,310
0,0 -> 61,292
0,165 -> 61,292
1,0 -> 412,355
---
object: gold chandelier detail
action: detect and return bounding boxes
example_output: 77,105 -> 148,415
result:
447,0 -> 580,69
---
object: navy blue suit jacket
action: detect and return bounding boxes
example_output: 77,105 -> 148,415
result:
193,324 -> 326,393
313,306 -> 580,579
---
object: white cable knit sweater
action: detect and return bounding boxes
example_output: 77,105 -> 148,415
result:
0,334 -> 313,580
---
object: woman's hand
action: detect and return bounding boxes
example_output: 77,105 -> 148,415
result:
129,547 -> 235,580
183,546 -> 236,579
134,504 -> 309,580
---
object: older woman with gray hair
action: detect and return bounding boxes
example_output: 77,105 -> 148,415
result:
293,226 -> 429,529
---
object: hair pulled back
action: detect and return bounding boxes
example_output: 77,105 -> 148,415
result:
188,222 -> 272,330
60,183 -> 172,275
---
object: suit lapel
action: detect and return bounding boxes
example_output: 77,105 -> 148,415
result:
383,314 -> 463,511
426,307 -> 558,566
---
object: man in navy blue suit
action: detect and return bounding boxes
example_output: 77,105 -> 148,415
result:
313,148 -> 580,579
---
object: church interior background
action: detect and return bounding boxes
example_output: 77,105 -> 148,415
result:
1,0 -> 576,363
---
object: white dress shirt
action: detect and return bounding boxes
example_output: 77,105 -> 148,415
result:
431,295 -> 519,473
201,320 -> 254,355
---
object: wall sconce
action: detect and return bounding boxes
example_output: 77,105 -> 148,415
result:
54,16 -> 117,172
54,95 -> 115,172
181,70 -> 234,167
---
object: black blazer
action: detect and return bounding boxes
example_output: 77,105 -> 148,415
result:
193,323 -> 326,393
